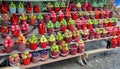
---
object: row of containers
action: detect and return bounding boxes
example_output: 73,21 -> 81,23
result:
2,26 -> 120,53
8,36 -> 120,66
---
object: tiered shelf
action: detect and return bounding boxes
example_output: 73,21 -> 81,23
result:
22,47 -> 120,68
0,35 -> 118,57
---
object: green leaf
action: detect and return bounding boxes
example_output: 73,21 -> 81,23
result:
9,2 -> 16,8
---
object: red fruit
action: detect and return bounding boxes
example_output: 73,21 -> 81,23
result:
51,17 -> 56,23
38,22 -> 45,35
61,25 -> 67,32
108,22 -> 113,27
33,4 -> 39,13
12,30 -> 19,37
1,1 -> 8,14
54,7 -> 59,12
86,2 -> 92,11
58,16 -> 64,22
67,25 -> 74,31
61,7 -> 65,12
71,12 -> 78,20
87,24 -> 92,29
10,13 -> 18,25
81,24 -> 86,30
81,2 -> 87,11
103,23 -> 108,27
25,2 -> 32,13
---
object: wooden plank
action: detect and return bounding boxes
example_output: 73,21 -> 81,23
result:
22,53 -> 84,68
0,66 -> 21,69
22,47 -> 120,68
0,46 -> 50,57
85,48 -> 113,55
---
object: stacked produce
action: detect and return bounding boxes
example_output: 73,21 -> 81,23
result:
0,1 -> 119,66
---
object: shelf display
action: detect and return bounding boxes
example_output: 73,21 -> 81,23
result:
0,1 -> 119,68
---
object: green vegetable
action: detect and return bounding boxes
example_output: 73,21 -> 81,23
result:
72,30 -> 80,36
64,30 -> 72,38
68,18 -> 75,25
78,11 -> 83,16
95,29 -> 101,34
93,2 -> 98,7
104,19 -> 108,23
47,2 -> 53,8
112,17 -> 118,22
100,29 -> 107,34
37,13 -> 43,19
60,19 -> 67,26
18,2 -> 24,8
50,43 -> 59,52
81,30 -> 89,35
92,19 -> 98,24
56,32 -> 63,40
48,34 -> 55,41
46,21 -> 54,28
87,19 -> 93,24
77,2 -> 81,7
40,35 -> 47,42
60,2 -> 66,7
108,18 -> 113,23
28,34 -> 38,43
60,41 -> 68,50
9,2 -> 16,8
98,2 -> 103,7
54,2 -> 59,7
54,21 -> 60,28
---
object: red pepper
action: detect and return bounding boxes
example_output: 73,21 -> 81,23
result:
33,4 -> 39,13
38,22 -> 45,35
